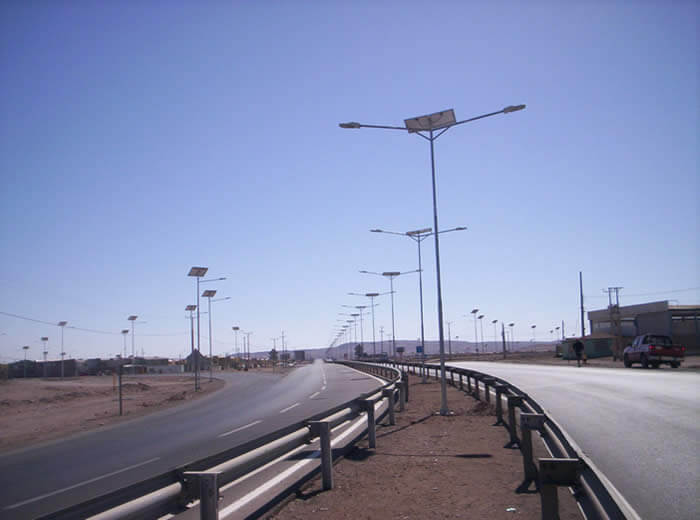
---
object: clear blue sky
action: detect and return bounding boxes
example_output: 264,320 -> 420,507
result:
1,1 -> 697,362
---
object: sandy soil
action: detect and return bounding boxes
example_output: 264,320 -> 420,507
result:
269,377 -> 581,520
0,374 -> 224,453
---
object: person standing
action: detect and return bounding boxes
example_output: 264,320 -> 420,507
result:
573,338 -> 585,367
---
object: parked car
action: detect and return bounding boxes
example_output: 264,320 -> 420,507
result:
623,334 -> 684,368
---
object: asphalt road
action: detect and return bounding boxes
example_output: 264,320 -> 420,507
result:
449,361 -> 699,520
0,360 -> 382,520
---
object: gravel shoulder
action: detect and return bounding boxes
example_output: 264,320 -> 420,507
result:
0,374 -> 224,454
269,376 -> 581,520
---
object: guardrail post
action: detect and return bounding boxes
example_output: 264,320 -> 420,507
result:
382,388 -> 396,425
473,375 -> 481,400
466,372 -> 472,394
458,372 -> 463,391
363,399 -> 377,449
538,458 -> 581,520
493,384 -> 508,425
517,413 -> 546,493
309,421 -> 333,490
504,395 -> 523,448
398,379 -> 406,412
481,377 -> 494,403
184,471 -> 221,520
402,371 -> 409,402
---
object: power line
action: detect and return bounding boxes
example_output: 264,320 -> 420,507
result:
1,310 -> 186,337
584,287 -> 699,300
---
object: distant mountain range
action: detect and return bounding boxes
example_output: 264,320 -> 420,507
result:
276,339 -> 558,360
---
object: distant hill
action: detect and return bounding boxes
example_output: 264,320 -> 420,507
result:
265,339 -> 558,361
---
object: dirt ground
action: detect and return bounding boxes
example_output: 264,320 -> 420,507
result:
0,374 -> 224,453
269,377 -> 581,520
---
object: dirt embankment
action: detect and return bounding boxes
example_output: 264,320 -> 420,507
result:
0,375 -> 223,453
270,377 -> 581,520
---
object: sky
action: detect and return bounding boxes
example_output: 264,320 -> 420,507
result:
1,0 -> 698,362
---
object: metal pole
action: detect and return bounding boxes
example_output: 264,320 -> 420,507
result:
417,238 -> 427,383
208,296 -> 213,382
480,317 -> 485,352
358,308 -> 364,352
474,314 -> 478,353
579,271 -> 585,337
196,277 -> 200,389
61,326 -> 65,379
370,296 -> 377,356
131,319 -> 136,375
190,310 -> 195,369
389,276 -> 396,358
429,130 -> 449,416
118,364 -> 123,416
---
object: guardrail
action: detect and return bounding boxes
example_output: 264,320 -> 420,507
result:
39,362 -> 403,520
384,360 -> 640,520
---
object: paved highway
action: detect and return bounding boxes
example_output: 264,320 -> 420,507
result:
449,361 -> 699,520
0,360 -> 382,520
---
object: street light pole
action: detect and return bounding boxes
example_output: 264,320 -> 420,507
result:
128,315 -> 138,374
509,323 -> 515,351
232,326 -> 240,359
58,321 -> 67,379
370,226 -> 466,381
41,337 -> 48,378
478,314 -> 485,352
340,103 -> 526,416
185,305 -> 196,388
201,291 -> 229,382
22,345 -> 29,378
121,329 -> 129,359
360,270 -> 418,359
470,309 -> 479,353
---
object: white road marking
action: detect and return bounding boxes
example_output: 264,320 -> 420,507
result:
279,403 -> 300,414
4,457 -> 161,510
308,392 -> 320,399
218,420 -> 263,438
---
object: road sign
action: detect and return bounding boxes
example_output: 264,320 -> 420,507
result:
416,346 -> 423,353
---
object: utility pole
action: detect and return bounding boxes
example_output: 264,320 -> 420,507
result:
579,271 -> 585,337
604,286 -> 624,360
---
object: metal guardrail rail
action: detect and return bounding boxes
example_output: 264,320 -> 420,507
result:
39,363 -> 402,520
385,360 -> 641,520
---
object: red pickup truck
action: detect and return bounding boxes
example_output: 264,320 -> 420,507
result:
623,334 -> 684,368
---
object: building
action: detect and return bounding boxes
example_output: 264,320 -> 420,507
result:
588,300 -> 699,356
